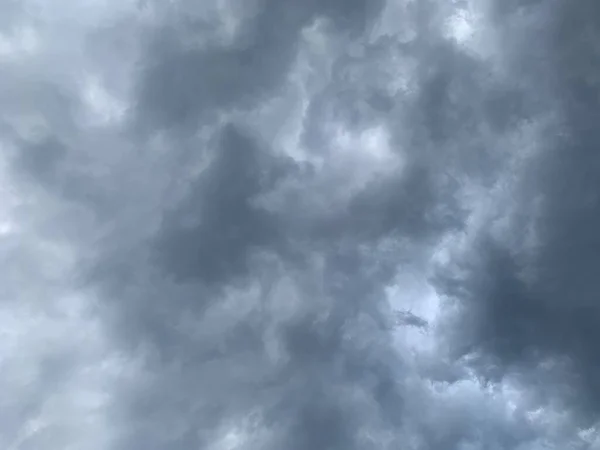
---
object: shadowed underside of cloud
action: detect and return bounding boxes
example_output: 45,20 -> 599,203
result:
2,0 -> 600,449
433,0 -> 600,433
135,0 -> 384,133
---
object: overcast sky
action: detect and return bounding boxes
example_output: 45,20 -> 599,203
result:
1,0 -> 600,449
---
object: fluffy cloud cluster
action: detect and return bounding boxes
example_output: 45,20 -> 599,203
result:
1,0 -> 600,449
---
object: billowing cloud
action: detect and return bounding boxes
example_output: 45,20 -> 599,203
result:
433,0 -> 600,441
2,0 -> 600,449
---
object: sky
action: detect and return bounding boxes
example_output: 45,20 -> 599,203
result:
1,0 -> 600,448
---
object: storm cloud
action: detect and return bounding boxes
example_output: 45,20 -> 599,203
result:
1,0 -> 600,449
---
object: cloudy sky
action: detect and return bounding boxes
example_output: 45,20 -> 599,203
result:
1,0 -> 600,448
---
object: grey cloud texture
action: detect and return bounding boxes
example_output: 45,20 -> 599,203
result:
2,0 -> 600,449
435,0 -> 600,427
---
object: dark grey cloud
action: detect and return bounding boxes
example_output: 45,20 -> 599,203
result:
394,310 -> 428,329
432,0 -> 600,437
2,0 -> 600,449
134,0 -> 384,134
152,122 -> 292,285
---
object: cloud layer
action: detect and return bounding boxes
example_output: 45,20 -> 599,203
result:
2,0 -> 600,448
